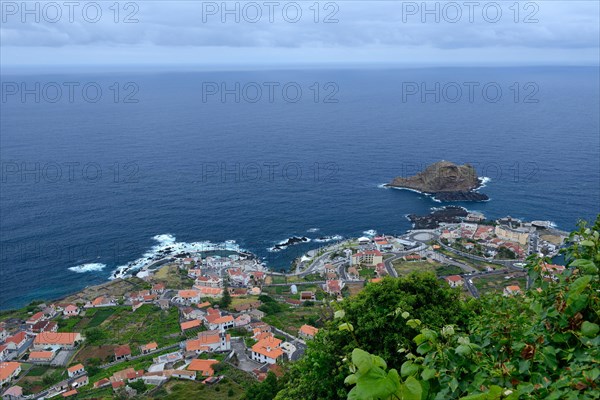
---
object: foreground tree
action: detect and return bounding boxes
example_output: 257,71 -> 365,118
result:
343,215 -> 599,399
275,273 -> 469,400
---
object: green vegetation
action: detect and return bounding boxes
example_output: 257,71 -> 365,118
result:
151,263 -> 194,288
220,284 -> 233,309
87,307 -> 118,328
25,365 -> 50,377
253,216 -> 600,400
434,265 -> 464,276
271,273 -> 468,399
148,377 -> 246,399
472,273 -> 526,295
392,260 -> 438,276
82,305 -> 181,350
358,268 -> 376,278
496,246 -> 518,259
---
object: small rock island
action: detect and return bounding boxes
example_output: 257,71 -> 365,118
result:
386,161 -> 489,202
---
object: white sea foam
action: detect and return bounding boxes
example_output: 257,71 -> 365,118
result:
267,236 -> 311,252
307,228 -> 320,233
314,235 -> 343,243
478,177 -> 491,189
69,263 -> 106,273
110,234 -> 245,280
363,229 -> 377,237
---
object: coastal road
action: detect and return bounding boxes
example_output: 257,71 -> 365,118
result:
426,251 -> 477,274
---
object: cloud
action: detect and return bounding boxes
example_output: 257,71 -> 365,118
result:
1,1 -> 598,66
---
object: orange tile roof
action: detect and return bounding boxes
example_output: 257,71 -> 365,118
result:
6,332 -> 27,345
34,332 -> 80,346
299,324 -> 319,337
114,345 -> 131,357
62,389 -> 78,397
28,311 -> 44,322
252,336 -> 283,359
197,301 -> 211,308
29,351 -> 54,360
180,320 -> 201,331
178,290 -> 200,298
91,297 -> 106,306
0,362 -> 21,380
186,340 -> 211,352
141,342 -> 158,351
197,287 -> 223,295
188,359 -> 218,376
212,315 -> 234,325
446,275 -> 463,282
68,363 -> 85,373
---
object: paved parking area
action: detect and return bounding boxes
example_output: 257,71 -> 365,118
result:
51,349 -> 74,366
230,338 -> 262,372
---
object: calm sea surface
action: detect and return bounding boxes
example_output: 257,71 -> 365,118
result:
1,66 -> 599,309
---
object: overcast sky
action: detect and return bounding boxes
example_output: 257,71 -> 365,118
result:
1,1 -> 599,68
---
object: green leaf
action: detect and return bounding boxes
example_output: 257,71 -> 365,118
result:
407,319 -> 422,329
421,367 -> 436,381
460,394 -> 487,400
487,386 -> 503,399
416,342 -> 433,355
401,311 -> 410,319
583,368 -> 599,382
449,377 -> 459,392
339,322 -> 354,332
372,354 -> 387,370
570,259 -> 598,273
581,321 -> 599,337
351,348 -> 373,374
400,376 -> 422,400
568,275 -> 592,299
334,310 -> 346,319
579,240 -> 595,247
455,344 -> 472,356
344,374 -> 358,385
401,361 -> 419,377
518,360 -> 530,374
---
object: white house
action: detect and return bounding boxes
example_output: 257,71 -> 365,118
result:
67,364 -> 85,378
251,337 -> 284,365
63,305 -> 80,317
445,275 -> 464,288
0,362 -> 21,387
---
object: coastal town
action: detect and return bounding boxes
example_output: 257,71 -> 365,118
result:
0,209 -> 568,399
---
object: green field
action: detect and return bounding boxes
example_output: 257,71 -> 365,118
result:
434,265 -> 464,276
392,260 -> 438,276
262,303 -> 322,334
472,274 -> 527,295
81,305 -> 182,350
359,268 -> 376,278
87,307 -> 119,328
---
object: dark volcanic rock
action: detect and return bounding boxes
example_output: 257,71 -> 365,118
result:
387,161 -> 488,202
407,206 -> 468,229
432,191 -> 489,202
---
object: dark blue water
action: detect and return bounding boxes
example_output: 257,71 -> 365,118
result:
1,67 -> 599,310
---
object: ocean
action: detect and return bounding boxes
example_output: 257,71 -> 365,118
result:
1,66 -> 599,310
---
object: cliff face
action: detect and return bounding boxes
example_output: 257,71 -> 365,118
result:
387,161 -> 488,201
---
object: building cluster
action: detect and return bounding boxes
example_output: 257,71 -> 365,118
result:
0,303 -> 86,396
440,221 -> 530,259
439,216 -> 565,260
